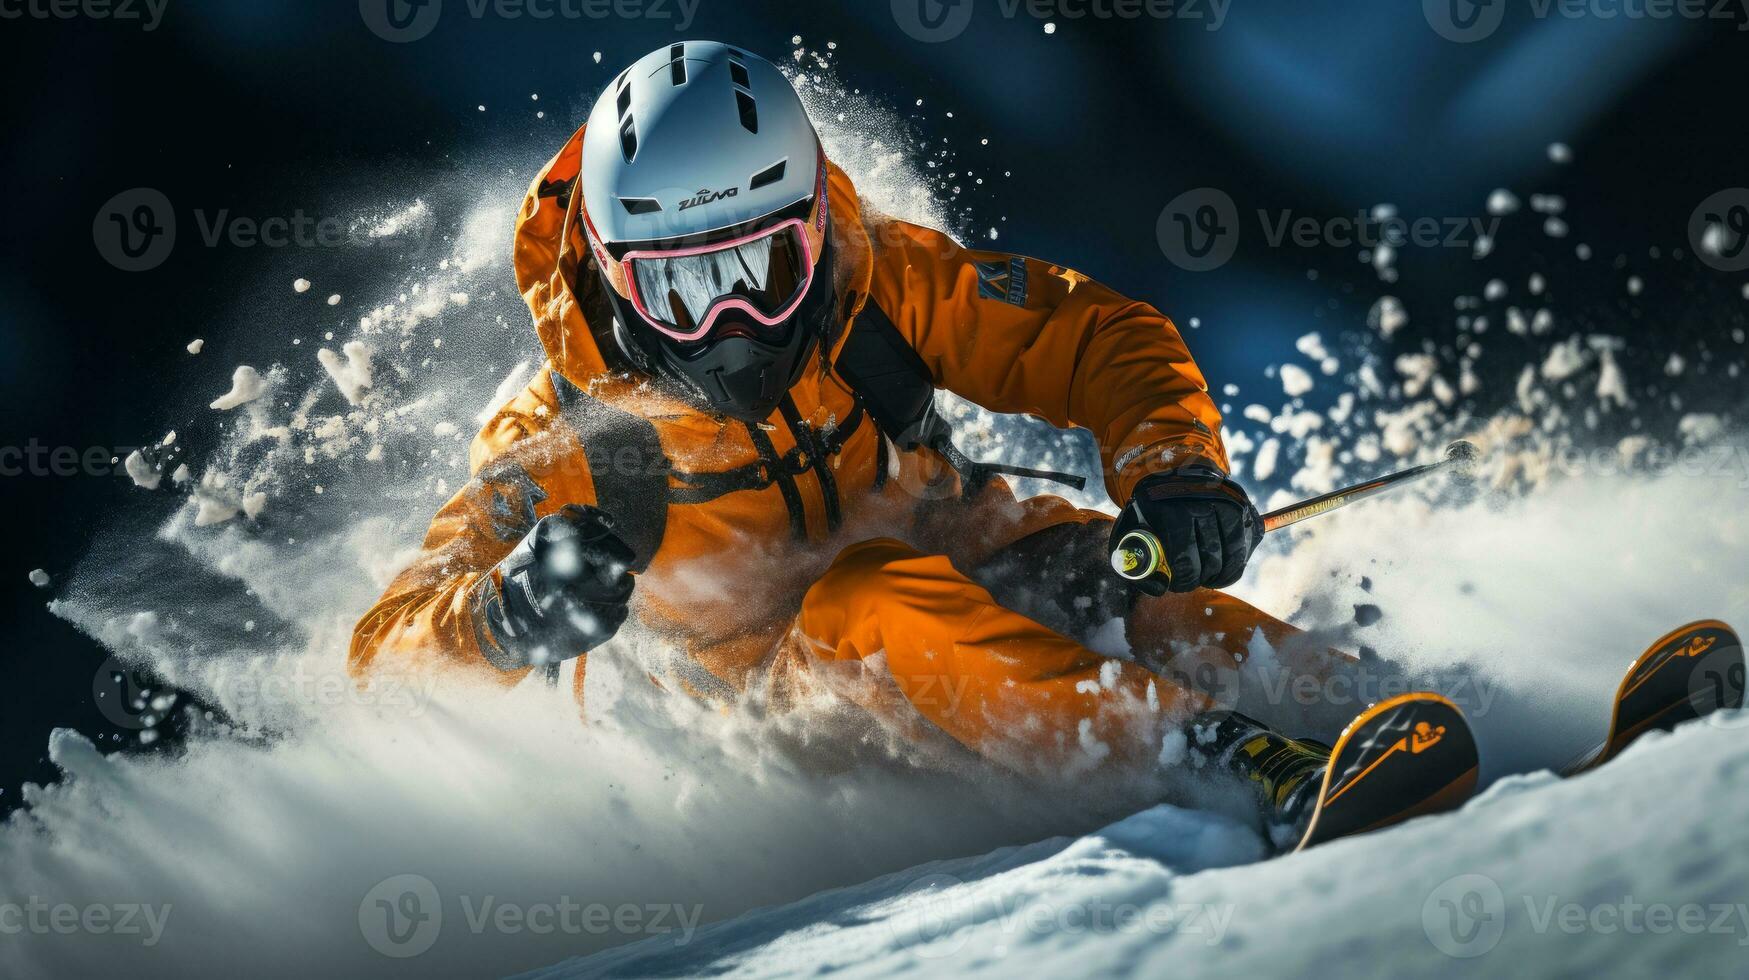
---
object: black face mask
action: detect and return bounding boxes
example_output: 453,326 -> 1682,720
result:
597,229 -> 838,424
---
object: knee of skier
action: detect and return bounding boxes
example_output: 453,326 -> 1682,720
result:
807,538 -> 926,607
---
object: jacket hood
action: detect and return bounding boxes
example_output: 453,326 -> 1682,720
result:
513,125 -> 872,392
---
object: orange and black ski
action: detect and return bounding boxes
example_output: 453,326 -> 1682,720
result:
1562,620 -> 1744,777
1293,692 -> 1479,852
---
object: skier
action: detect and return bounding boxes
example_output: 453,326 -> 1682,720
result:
351,41 -> 1353,843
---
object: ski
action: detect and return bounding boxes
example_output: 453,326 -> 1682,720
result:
1293,692 -> 1479,852
1562,620 -> 1744,777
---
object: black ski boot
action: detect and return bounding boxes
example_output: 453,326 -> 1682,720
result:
1187,711 -> 1331,849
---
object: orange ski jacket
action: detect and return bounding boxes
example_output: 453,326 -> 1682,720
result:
350,125 -> 1230,713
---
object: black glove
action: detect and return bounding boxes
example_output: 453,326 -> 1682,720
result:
472,505 -> 636,671
1111,463 -> 1262,596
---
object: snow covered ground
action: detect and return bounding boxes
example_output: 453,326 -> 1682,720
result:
526,706 -> 1749,979
7,462 -> 1742,979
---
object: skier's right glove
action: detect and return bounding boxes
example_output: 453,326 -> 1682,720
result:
471,505 -> 636,672
1111,463 -> 1262,596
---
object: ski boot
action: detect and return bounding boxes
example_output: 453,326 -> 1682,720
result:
1188,711 -> 1331,849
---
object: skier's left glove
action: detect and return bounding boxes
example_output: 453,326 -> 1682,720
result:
1112,463 -> 1262,596
471,505 -> 637,672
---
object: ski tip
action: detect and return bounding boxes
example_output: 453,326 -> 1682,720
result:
1292,691 -> 1479,853
1569,620 -> 1746,777
1615,620 -> 1740,712
1329,691 -> 1473,754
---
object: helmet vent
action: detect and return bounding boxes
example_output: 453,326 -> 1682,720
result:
618,119 -> 637,162
749,160 -> 786,190
724,56 -> 758,134
615,70 -> 637,161
668,44 -> 687,85
619,197 -> 662,215
735,91 -> 759,134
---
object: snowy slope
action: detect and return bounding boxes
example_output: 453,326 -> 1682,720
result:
525,708 -> 1749,979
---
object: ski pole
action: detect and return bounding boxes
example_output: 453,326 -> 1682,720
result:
1111,440 -> 1479,583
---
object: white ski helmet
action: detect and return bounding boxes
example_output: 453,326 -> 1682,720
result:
580,41 -> 834,422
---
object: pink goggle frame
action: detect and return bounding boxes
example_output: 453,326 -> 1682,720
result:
617,217 -> 816,344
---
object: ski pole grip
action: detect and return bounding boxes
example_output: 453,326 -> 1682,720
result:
1108,440 -> 1480,583
1112,528 -> 1167,582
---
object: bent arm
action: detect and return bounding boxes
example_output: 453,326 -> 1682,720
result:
866,219 -> 1227,503
348,368 -> 597,681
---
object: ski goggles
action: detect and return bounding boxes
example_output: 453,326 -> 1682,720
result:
606,218 -> 816,344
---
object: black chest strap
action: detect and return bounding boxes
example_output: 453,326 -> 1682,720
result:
666,405 -> 863,511
545,294 -> 1089,570
832,299 -> 1086,496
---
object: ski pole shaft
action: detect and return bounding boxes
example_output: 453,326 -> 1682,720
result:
1111,440 -> 1478,583
1259,439 -> 1479,533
